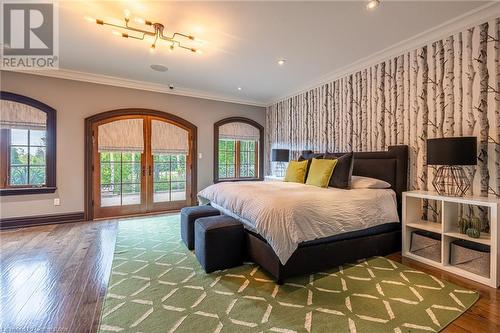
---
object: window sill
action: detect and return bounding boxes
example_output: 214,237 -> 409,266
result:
0,187 -> 57,196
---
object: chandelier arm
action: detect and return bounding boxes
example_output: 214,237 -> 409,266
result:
124,25 -> 156,36
178,44 -> 197,53
159,35 -> 174,42
172,32 -> 193,40
102,21 -> 156,37
128,33 -> 146,41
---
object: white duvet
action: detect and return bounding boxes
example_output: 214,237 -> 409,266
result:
197,181 -> 399,264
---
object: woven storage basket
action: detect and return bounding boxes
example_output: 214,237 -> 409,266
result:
410,230 -> 441,262
450,239 -> 490,278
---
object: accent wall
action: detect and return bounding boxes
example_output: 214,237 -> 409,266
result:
266,18 -> 500,205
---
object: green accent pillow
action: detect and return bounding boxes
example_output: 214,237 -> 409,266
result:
306,158 -> 338,188
284,160 -> 308,183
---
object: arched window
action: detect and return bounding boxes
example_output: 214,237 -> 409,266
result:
214,117 -> 263,182
0,92 -> 56,195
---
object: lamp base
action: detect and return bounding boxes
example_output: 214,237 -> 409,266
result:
432,166 -> 470,197
274,162 -> 286,177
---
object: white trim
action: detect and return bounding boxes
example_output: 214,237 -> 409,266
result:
4,68 -> 267,107
267,2 -> 500,106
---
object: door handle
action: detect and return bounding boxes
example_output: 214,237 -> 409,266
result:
142,166 -> 145,177
148,165 -> 152,176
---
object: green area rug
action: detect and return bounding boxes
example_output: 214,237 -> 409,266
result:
98,215 -> 478,333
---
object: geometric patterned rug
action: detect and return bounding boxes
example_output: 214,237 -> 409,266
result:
98,214 -> 479,333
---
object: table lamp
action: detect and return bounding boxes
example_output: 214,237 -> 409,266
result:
272,149 -> 290,177
427,137 -> 477,196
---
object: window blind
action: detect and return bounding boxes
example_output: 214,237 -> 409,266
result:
98,118 -> 144,152
0,100 -> 47,130
151,119 -> 189,155
219,122 -> 260,141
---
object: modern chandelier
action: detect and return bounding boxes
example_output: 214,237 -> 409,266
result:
85,9 -> 202,54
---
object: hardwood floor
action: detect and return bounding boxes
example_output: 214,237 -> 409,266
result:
0,220 -> 117,333
0,220 -> 498,333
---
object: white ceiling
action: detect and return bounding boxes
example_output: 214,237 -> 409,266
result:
57,1 -> 492,105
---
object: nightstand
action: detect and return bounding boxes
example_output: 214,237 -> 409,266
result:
402,190 -> 499,287
264,175 -> 284,182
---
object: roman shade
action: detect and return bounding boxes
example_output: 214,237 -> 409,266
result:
98,118 -> 144,152
151,119 -> 189,155
219,122 -> 260,141
0,100 -> 47,130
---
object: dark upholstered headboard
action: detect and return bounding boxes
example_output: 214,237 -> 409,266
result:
300,145 -> 409,216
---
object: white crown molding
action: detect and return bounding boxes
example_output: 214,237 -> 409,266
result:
267,1 -> 500,106
4,68 -> 267,108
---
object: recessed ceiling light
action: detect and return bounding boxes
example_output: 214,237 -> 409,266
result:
366,0 -> 380,10
237,87 -> 242,91
277,59 -> 286,66
150,64 -> 168,72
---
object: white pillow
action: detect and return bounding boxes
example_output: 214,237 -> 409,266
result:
350,176 -> 391,189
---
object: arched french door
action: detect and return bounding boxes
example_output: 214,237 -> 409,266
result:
84,109 -> 197,220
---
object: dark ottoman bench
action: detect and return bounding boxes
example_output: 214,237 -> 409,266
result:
180,205 -> 220,250
195,215 -> 245,273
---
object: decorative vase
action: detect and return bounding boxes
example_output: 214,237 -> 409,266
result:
466,227 -> 481,238
470,216 -> 482,232
458,217 -> 470,234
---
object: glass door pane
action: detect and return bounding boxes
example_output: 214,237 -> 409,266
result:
100,152 -> 141,207
153,154 -> 186,202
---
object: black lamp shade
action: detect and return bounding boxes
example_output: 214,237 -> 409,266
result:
272,149 -> 290,162
427,137 -> 477,166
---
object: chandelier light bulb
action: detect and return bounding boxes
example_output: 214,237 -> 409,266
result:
187,35 -> 204,43
84,16 -> 95,23
135,17 -> 145,25
112,30 -> 121,36
124,9 -> 131,19
150,44 -> 156,53
366,0 -> 380,10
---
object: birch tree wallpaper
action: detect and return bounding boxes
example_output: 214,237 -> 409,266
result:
266,18 -> 500,207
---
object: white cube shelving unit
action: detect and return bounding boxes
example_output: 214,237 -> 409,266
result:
402,190 -> 500,287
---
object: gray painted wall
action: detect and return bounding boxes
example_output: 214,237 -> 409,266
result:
0,71 -> 265,218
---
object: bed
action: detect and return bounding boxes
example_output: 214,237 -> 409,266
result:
198,145 -> 408,283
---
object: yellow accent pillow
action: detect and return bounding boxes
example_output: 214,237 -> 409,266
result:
306,158 -> 338,188
284,160 -> 308,183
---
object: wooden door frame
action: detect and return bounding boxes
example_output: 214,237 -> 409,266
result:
91,115 -> 147,219
84,108 -> 197,221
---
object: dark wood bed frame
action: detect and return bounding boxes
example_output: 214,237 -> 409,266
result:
245,145 -> 409,284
